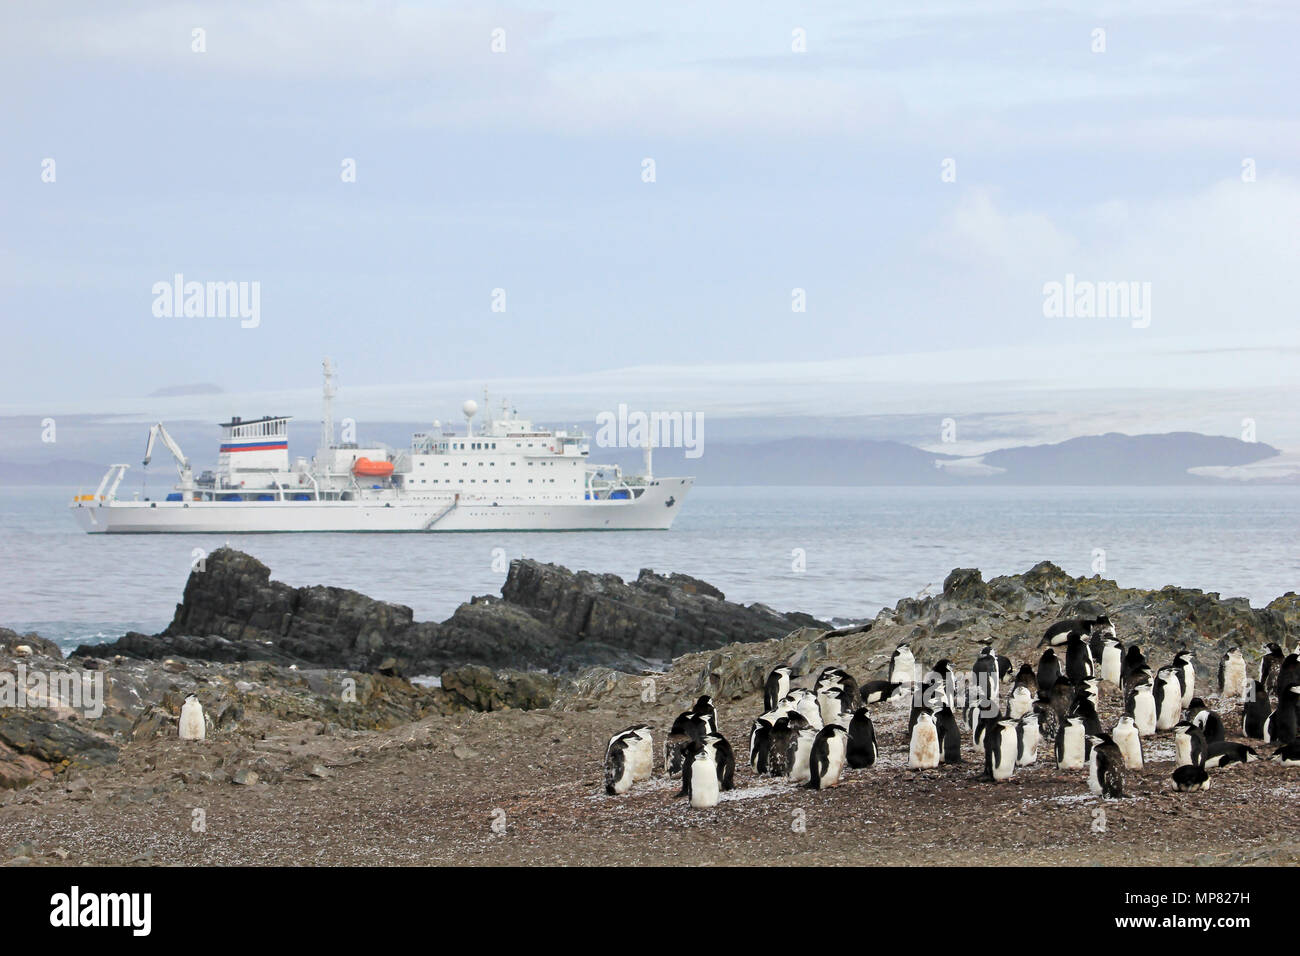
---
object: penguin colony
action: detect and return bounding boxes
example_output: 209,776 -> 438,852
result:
603,621 -> 1300,808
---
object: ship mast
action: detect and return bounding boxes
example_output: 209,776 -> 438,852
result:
319,357 -> 337,464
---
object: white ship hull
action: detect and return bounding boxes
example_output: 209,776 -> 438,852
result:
72,478 -> 693,533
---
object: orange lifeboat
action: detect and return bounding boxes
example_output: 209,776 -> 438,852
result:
352,457 -> 394,477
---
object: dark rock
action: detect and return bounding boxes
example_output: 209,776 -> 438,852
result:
0,712 -> 118,786
0,628 -> 62,660
943,568 -> 989,602
74,548 -> 826,676
438,665 -> 565,712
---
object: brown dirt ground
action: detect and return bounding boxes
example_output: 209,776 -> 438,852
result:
2,674 -> 1297,867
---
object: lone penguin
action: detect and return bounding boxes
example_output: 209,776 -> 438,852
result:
846,707 -> 878,768
808,724 -> 849,790
179,693 -> 206,741
1218,647 -> 1246,700
1087,734 -> 1125,798
764,666 -> 792,712
605,725 -> 654,795
1110,715 -> 1143,770
908,711 -> 941,769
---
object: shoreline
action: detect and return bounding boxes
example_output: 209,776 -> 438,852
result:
2,552 -> 1298,866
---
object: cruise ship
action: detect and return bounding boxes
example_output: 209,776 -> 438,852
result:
71,361 -> 692,533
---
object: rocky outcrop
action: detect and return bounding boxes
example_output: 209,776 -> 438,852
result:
0,628 -> 62,660
0,643 -> 560,789
559,561 -> 1300,714
74,548 -> 827,675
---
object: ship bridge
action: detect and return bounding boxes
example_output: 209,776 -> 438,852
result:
219,415 -> 292,474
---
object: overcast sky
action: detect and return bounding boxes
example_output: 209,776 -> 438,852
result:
2,1 -> 1297,448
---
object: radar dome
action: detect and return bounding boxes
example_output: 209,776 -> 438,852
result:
462,400 -> 478,418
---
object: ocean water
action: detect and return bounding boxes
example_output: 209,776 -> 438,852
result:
1,484 -> 1297,654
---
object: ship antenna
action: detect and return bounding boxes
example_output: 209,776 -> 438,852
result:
320,358 -> 337,459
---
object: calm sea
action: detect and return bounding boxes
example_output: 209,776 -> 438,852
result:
2,484 -> 1297,653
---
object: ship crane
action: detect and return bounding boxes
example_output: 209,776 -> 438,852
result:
142,423 -> 194,491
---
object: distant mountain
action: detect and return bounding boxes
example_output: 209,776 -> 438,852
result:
148,383 -> 223,397
0,430 -> 1287,487
979,432 -> 1280,485
607,432 -> 1284,485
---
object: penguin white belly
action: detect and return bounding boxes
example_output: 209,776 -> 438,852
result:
820,735 -> 847,788
1180,667 -> 1195,708
1114,727 -> 1143,769
1133,693 -> 1157,736
689,754 -> 720,808
993,734 -> 1017,780
788,730 -> 816,784
1175,734 -> 1193,767
796,697 -> 824,731
890,651 -> 915,686
608,759 -> 634,795
1059,727 -> 1086,769
1222,658 -> 1246,699
1009,688 -> 1032,720
1087,753 -> 1106,795
178,701 -> 206,741
818,693 -> 841,729
1017,724 -> 1039,766
1156,683 -> 1182,731
1101,647 -> 1122,685
629,734 -> 654,782
908,722 -> 940,769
